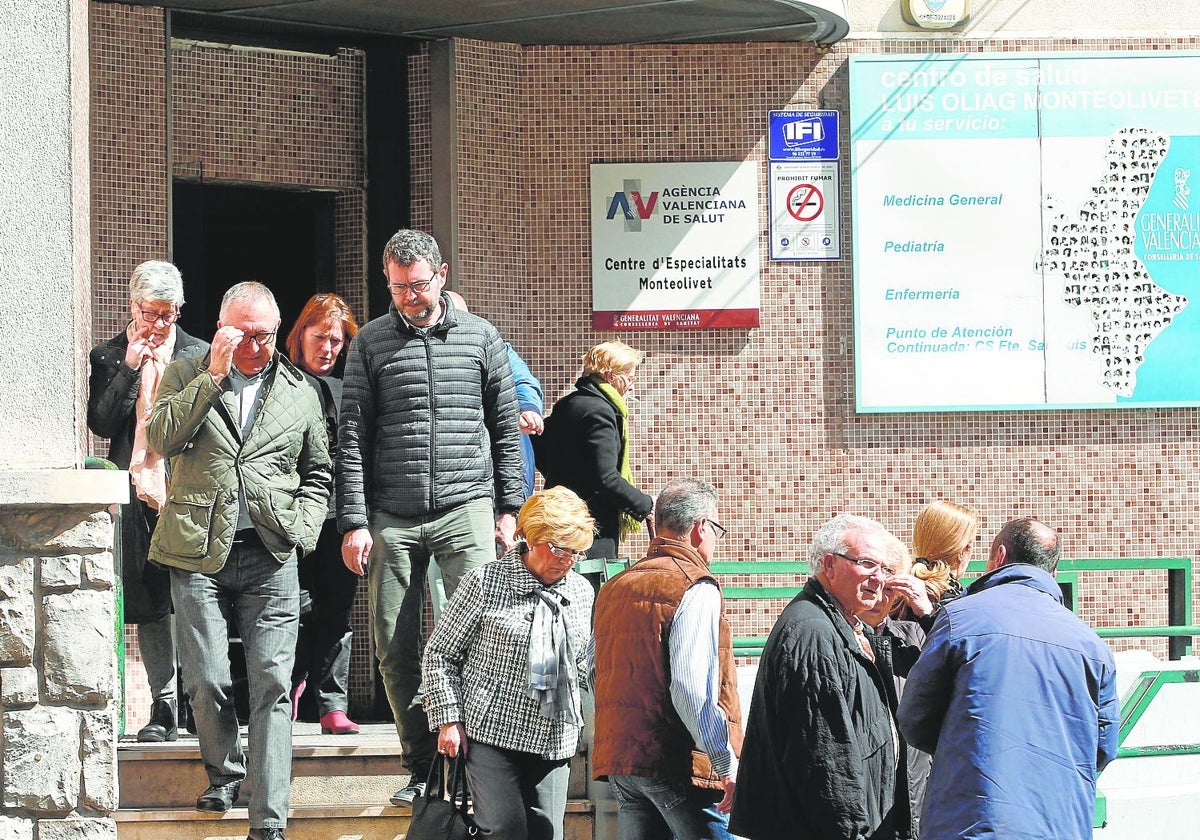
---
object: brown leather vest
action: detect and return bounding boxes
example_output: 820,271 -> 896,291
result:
592,538 -> 743,789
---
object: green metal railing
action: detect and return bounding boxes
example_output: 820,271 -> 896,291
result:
674,557 -> 1198,659
1093,665 -> 1200,829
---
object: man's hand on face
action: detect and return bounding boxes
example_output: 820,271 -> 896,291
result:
208,326 -> 244,382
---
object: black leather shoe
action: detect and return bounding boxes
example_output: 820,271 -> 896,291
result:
137,699 -> 178,742
195,780 -> 241,812
247,829 -> 286,840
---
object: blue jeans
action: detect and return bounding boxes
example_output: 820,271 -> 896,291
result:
609,774 -> 736,840
171,536 -> 299,831
367,499 -> 496,774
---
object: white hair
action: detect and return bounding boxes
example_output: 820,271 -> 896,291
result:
808,513 -> 892,575
219,281 -> 280,320
129,260 -> 185,307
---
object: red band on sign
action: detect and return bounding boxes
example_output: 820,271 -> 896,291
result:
591,309 -> 760,330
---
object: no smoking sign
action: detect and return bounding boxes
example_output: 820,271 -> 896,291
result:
786,183 -> 824,222
770,161 -> 840,261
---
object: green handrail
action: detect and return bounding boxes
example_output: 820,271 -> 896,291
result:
699,557 -> 1198,659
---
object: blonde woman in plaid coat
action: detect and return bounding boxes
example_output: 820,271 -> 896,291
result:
423,486 -> 596,840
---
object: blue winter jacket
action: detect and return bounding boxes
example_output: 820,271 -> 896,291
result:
896,564 -> 1120,840
505,342 -> 543,497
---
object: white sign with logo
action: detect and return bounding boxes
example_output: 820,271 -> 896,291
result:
769,161 -> 841,261
590,161 -> 760,330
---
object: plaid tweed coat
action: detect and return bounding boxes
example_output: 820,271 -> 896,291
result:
422,547 -> 594,760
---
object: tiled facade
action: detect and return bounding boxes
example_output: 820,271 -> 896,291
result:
89,3 -> 371,728
443,37 -> 1200,657
90,4 -> 1199,727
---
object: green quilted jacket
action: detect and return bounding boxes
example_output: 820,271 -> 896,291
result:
146,353 -> 332,573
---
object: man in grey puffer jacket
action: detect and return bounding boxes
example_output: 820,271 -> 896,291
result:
336,228 -> 525,805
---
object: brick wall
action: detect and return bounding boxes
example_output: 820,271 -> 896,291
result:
445,36 -> 1200,655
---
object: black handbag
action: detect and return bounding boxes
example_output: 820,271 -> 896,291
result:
407,753 -> 478,840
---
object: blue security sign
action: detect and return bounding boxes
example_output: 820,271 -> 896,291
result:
769,110 -> 839,161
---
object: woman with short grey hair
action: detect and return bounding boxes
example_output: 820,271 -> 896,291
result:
87,259 -> 208,741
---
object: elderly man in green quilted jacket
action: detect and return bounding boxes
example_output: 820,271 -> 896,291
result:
147,281 -> 331,840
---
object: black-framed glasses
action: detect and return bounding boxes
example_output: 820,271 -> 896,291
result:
547,542 -> 588,562
242,329 -> 277,346
705,519 -> 727,540
387,275 -> 437,295
833,552 -> 896,579
136,306 -> 179,326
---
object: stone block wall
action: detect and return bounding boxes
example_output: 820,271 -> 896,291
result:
0,505 -> 119,838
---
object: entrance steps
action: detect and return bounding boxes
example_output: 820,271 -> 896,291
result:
114,723 -> 594,840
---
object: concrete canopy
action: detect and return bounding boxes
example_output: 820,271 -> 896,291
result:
108,0 -> 849,45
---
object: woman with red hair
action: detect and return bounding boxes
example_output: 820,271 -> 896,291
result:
285,293 -> 361,734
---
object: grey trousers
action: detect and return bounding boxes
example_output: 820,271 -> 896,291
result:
171,537 -> 299,831
367,499 -> 496,775
465,740 -> 571,840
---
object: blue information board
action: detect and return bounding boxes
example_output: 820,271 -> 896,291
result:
769,110 -> 839,161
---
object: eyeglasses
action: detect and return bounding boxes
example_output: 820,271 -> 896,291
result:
137,306 -> 179,326
547,542 -> 588,562
705,519 -> 727,540
387,276 -> 438,295
241,329 -> 277,346
833,552 -> 897,579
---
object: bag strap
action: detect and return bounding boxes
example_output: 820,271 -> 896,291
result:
448,755 -> 472,818
424,752 -> 448,800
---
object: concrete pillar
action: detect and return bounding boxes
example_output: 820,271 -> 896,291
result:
0,0 -> 128,835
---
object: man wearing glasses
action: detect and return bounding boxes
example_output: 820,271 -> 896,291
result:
591,479 -> 743,840
336,228 -> 524,805
146,281 -> 332,840
88,260 -> 209,744
731,514 -> 915,840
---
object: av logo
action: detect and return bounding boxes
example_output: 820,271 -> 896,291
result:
606,179 -> 659,232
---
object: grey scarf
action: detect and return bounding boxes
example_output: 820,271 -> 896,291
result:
526,587 -> 582,725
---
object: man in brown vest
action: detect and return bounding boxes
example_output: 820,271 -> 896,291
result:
591,479 -> 742,840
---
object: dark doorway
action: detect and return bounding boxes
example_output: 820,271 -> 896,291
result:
172,182 -> 336,344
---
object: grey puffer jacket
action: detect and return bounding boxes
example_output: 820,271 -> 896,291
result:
337,296 -> 524,531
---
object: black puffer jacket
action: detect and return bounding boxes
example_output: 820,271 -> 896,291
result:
336,296 -> 524,530
730,578 -> 913,840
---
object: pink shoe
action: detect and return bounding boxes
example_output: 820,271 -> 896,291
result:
290,680 -> 306,722
320,710 -> 360,735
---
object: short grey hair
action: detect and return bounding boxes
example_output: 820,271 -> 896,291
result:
808,513 -> 892,575
129,260 -> 185,307
655,480 -> 718,534
382,228 -> 442,271
219,281 -> 280,320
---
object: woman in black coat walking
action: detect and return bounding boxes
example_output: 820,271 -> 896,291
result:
534,340 -> 653,568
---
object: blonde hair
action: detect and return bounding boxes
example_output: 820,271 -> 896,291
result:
911,500 -> 979,602
581,341 -> 642,378
517,486 -> 596,551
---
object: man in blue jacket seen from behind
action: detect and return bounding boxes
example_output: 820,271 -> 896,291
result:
897,516 -> 1120,840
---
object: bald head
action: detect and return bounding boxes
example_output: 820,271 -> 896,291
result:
986,517 -> 1060,574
